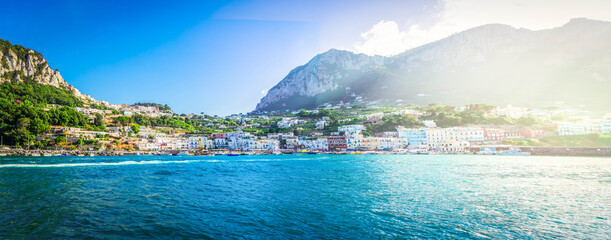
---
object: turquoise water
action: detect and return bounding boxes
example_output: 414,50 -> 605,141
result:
0,155 -> 609,239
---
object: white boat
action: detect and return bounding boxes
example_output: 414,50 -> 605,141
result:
43,153 -> 52,157
30,153 -> 41,157
89,153 -> 95,157
497,148 -> 531,156
0,153 -> 7,156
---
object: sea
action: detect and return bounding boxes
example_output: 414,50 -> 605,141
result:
0,154 -> 609,239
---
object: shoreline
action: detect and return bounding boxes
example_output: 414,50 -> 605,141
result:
1,147 -> 610,157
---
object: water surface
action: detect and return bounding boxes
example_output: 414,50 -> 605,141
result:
1,155 -> 609,239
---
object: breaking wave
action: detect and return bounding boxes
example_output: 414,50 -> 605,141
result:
0,159 -> 209,168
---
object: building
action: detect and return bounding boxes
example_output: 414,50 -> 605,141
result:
298,138 -> 328,151
315,120 -> 326,129
252,139 -> 280,151
338,125 -> 366,136
421,120 -> 437,128
440,140 -> 470,152
214,138 -> 227,148
518,130 -> 544,138
284,136 -> 299,149
210,133 -> 227,139
268,132 -> 294,140
327,136 -> 347,151
376,137 -> 395,150
277,117 -> 300,128
483,128 -> 505,141
426,127 -> 484,149
346,134 -> 363,150
557,122 -> 601,136
188,137 -> 213,150
397,127 -> 428,149
602,120 -> 611,134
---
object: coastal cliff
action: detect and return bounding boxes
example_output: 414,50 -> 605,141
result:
0,39 -> 85,96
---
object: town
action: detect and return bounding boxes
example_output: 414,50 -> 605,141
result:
3,97 -> 610,156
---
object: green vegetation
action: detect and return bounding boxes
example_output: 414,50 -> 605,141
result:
419,103 -> 533,127
0,82 -> 88,146
134,102 -> 172,112
365,114 -> 420,133
132,114 -> 198,132
0,82 -> 83,107
131,124 -> 140,134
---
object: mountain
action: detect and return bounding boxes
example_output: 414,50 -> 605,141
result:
0,39 -> 91,98
255,18 -> 611,112
1,39 -> 102,104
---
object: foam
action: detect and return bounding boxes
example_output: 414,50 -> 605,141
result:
0,159 -> 210,168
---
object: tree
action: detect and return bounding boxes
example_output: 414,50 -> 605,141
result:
94,113 -> 105,127
9,118 -> 34,146
29,117 -> 49,134
131,124 -> 140,134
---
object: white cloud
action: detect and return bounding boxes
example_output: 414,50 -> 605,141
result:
353,0 -> 611,56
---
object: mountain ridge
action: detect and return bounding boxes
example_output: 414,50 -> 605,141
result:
255,18 -> 611,112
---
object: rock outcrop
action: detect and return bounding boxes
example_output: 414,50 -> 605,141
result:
0,39 -> 86,97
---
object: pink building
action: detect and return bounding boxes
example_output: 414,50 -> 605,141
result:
483,128 -> 505,141
210,133 -> 227,139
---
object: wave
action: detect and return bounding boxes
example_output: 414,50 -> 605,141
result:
0,159 -> 210,168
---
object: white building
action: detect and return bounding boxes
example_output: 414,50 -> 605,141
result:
440,140 -> 470,152
214,138 -> 227,148
277,118 -> 300,128
188,137 -> 213,150
557,122 -> 602,136
315,120 -> 327,129
268,132 -> 294,140
426,127 -> 484,149
421,120 -> 437,128
252,139 -> 280,151
338,125 -> 367,136
602,120 -> 611,134
346,134 -> 363,150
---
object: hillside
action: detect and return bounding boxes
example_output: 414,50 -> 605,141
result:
255,18 -> 611,112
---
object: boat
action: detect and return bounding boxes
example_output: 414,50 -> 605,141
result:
409,149 -> 429,155
89,153 -> 95,157
30,153 -> 41,157
43,153 -> 52,157
227,154 -> 240,156
0,153 -> 7,157
77,154 -> 85,157
476,148 -> 496,155
307,151 -> 318,155
497,148 -> 531,156
61,153 -> 70,156
176,153 -> 189,156
350,152 -> 361,155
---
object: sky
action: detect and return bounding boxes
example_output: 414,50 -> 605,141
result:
1,0 -> 610,115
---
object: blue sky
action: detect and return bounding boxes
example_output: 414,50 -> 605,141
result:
2,0 -> 609,115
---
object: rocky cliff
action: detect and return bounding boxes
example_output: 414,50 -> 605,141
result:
0,39 -> 82,94
256,18 -> 611,112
